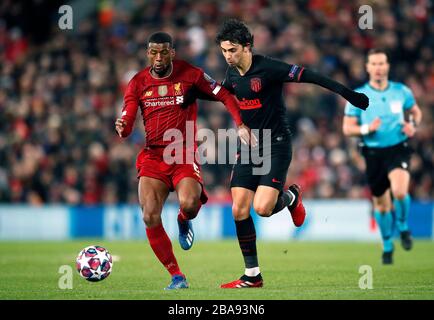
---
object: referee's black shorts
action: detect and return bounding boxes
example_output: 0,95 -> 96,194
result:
230,135 -> 292,192
361,140 -> 412,197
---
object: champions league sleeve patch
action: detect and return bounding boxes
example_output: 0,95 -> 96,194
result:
204,73 -> 221,95
288,65 -> 300,80
204,73 -> 217,88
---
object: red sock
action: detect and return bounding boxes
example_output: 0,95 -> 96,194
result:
146,224 -> 183,277
178,202 -> 202,223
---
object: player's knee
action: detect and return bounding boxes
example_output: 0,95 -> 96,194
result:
253,203 -> 273,217
232,203 -> 250,220
391,188 -> 407,200
142,213 -> 159,227
140,205 -> 161,227
179,196 -> 200,219
374,204 -> 391,213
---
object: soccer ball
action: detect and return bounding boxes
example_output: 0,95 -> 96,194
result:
76,245 -> 113,282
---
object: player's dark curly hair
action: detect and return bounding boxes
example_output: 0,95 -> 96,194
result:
147,31 -> 173,47
215,19 -> 254,49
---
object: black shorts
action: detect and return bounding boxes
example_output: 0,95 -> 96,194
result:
361,141 -> 412,197
230,135 -> 292,192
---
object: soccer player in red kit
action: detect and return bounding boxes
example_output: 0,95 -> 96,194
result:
115,32 -> 253,290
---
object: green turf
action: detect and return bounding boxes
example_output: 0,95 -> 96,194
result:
0,240 -> 433,300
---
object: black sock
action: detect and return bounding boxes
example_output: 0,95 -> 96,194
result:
235,216 -> 258,268
271,190 -> 293,215
240,274 -> 262,281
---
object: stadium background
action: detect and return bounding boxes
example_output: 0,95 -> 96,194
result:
0,0 -> 433,300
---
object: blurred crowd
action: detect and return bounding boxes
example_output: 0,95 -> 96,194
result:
0,0 -> 433,205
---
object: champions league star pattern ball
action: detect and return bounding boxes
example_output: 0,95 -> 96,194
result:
76,246 -> 113,282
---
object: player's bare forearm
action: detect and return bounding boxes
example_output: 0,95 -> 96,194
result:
409,104 -> 423,125
343,126 -> 359,137
299,69 -> 369,110
343,116 -> 380,137
343,123 -> 364,137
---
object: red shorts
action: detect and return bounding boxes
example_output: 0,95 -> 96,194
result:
136,147 -> 208,204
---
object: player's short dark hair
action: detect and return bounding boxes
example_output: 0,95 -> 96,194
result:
215,19 -> 254,48
147,32 -> 173,47
367,48 -> 390,62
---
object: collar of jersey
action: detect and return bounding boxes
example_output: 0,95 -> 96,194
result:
233,54 -> 257,77
367,81 -> 390,92
148,62 -> 174,80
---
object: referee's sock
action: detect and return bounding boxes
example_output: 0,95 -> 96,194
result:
374,211 -> 394,253
235,216 -> 259,273
393,194 -> 410,232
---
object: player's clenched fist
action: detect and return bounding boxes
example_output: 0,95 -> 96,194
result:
115,118 -> 127,137
369,117 -> 381,133
401,121 -> 416,138
238,123 -> 258,147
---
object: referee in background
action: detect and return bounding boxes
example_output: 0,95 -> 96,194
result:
343,48 -> 423,265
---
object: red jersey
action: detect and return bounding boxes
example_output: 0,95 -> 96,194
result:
120,60 -> 242,147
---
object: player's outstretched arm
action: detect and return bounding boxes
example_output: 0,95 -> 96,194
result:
181,86 -> 257,146
193,72 -> 257,146
180,86 -> 218,109
208,87 -> 258,146
116,76 -> 139,138
299,69 -> 369,110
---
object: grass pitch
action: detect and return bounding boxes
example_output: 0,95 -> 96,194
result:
0,240 -> 433,300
